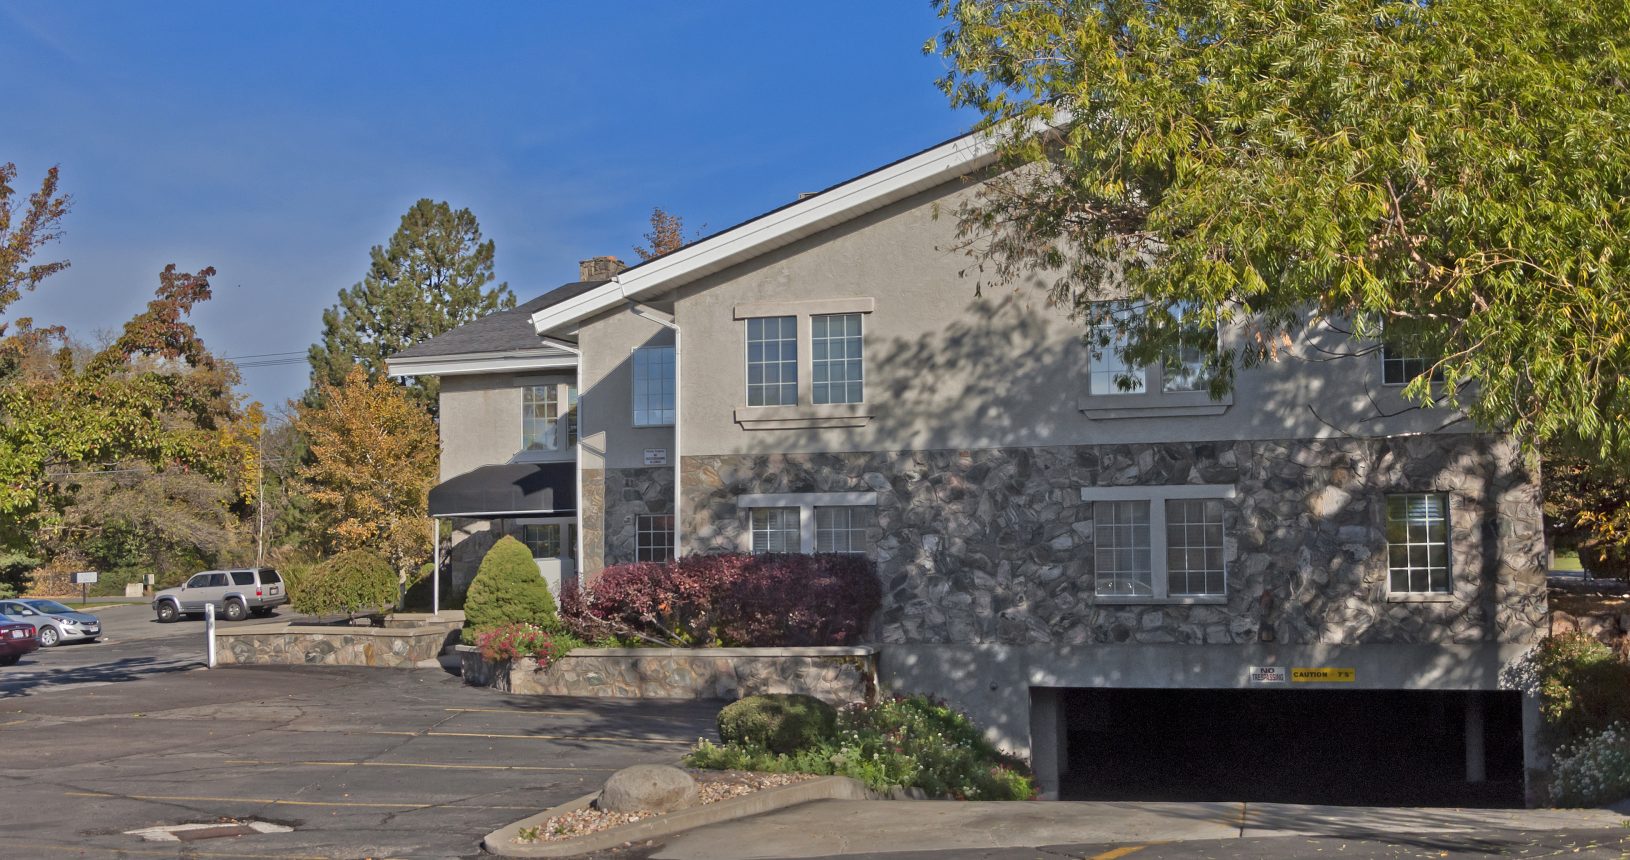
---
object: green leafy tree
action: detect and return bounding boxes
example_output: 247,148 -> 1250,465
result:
307,199 -> 514,414
463,535 -> 556,637
290,548 -> 398,620
929,0 -> 1630,457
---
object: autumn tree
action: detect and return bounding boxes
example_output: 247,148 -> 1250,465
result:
632,207 -> 693,261
930,0 -> 1630,457
0,162 -> 71,365
307,199 -> 514,414
294,365 -> 437,582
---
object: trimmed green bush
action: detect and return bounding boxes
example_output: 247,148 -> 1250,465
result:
290,550 -> 398,620
463,536 -> 556,641
717,694 -> 837,754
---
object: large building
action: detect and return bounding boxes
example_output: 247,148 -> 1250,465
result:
390,131 -> 1549,806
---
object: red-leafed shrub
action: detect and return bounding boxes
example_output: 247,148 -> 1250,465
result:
569,553 -> 880,647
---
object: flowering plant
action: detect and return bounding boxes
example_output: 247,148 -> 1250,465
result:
1553,722 -> 1630,806
474,623 -> 578,667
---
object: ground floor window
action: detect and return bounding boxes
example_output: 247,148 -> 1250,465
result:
750,507 -> 800,554
637,515 -> 674,562
1083,485 -> 1234,601
815,506 -> 871,554
520,523 -> 563,557
1387,493 -> 1450,594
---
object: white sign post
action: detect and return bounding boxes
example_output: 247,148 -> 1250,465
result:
71,571 -> 98,607
205,602 -> 217,669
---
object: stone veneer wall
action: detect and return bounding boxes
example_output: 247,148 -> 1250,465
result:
598,466 -> 675,568
681,434 -> 1547,648
581,467 -> 606,575
217,623 -> 459,668
458,646 -> 876,705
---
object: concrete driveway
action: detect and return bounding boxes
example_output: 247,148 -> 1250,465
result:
0,607 -> 720,858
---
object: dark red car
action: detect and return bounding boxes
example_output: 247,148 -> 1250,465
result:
0,621 -> 38,666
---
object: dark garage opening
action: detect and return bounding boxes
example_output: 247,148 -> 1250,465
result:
1057,687 -> 1524,807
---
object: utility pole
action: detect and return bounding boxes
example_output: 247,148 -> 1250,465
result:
256,427 -> 266,567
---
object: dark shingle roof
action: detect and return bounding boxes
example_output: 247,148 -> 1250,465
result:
391,281 -> 603,360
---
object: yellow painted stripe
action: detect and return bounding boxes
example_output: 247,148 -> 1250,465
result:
1089,845 -> 1153,860
63,790 -> 535,811
425,729 -> 691,745
224,758 -> 614,772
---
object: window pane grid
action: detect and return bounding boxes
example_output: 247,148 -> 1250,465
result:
523,385 -> 560,451
750,508 -> 800,554
1165,499 -> 1226,596
633,346 -> 676,426
811,313 -> 864,405
1094,500 -> 1153,596
1387,493 -> 1450,594
637,515 -> 674,563
746,316 -> 798,406
815,506 -> 870,554
521,524 -> 561,558
1381,347 -> 1444,386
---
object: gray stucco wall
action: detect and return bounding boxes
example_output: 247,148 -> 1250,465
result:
438,371 -> 575,481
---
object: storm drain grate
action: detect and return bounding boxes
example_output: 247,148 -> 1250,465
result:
125,820 -> 293,842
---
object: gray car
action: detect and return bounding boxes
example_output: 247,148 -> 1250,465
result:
151,568 -> 287,623
0,599 -> 101,647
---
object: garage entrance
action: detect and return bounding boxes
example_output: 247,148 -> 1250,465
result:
1055,687 -> 1524,807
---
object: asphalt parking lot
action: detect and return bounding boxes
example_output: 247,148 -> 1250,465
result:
0,606 -> 720,859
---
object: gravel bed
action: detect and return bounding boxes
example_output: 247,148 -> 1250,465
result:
516,770 -> 817,843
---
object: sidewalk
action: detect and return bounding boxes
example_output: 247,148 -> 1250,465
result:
651,799 -> 1628,860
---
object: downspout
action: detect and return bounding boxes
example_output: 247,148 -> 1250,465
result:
541,336 -> 585,578
629,304 -> 682,560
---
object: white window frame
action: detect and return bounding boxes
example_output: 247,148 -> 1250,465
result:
810,312 -> 865,405
1080,485 -> 1236,603
736,491 -> 879,554
1078,303 -> 1231,418
744,315 -> 799,407
520,380 -> 577,455
1379,345 -> 1444,387
1385,492 -> 1452,597
814,505 -> 872,554
636,514 -> 675,562
631,345 -> 676,427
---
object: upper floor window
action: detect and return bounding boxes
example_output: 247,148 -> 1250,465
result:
523,383 -> 577,452
632,346 -> 676,426
746,316 -> 798,406
1087,304 -> 1145,396
1380,346 -> 1444,386
811,313 -> 864,405
1086,302 -> 1213,396
1386,493 -> 1449,594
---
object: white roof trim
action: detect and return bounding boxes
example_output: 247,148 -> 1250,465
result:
387,349 -> 577,378
530,128 -> 1006,336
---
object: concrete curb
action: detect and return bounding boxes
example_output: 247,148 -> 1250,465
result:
482,776 -> 873,858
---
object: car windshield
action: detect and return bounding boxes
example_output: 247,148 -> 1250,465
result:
25,599 -> 73,613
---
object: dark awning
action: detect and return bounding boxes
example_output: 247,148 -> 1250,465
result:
428,462 -> 575,518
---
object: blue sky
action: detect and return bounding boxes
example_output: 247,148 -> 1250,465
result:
0,2 -> 973,408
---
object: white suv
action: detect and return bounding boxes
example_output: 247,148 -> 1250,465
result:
152,568 -> 287,623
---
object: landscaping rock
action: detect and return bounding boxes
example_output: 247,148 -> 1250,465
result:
597,764 -> 699,814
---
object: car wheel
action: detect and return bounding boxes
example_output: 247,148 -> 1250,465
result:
0,654 -> 18,666
156,602 -> 179,623
223,600 -> 247,622
37,625 -> 59,647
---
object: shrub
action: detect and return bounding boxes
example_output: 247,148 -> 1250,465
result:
473,622 -> 580,667
463,536 -> 557,641
582,553 -> 881,647
718,694 -> 838,754
1532,632 -> 1630,749
290,550 -> 398,619
1552,723 -> 1630,806
686,694 -> 1034,800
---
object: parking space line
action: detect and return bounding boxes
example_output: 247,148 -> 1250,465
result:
224,758 -> 617,772
424,729 -> 692,745
64,790 -> 537,811
1088,845 -> 1156,860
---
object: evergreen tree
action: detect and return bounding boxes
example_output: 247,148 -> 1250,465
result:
307,199 -> 514,414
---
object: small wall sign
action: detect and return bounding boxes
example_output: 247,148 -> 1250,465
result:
1248,666 -> 1288,684
1291,667 -> 1356,683
643,448 -> 668,466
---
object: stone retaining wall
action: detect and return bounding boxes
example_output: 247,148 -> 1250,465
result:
458,645 -> 876,705
217,622 -> 459,668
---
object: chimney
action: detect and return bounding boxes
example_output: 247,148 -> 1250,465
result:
579,256 -> 626,282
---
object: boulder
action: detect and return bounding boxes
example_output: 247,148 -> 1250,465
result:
597,764 -> 699,814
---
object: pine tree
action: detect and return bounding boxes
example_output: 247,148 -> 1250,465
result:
307,199 -> 514,415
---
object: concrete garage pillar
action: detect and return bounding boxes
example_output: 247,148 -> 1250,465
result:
1029,688 -> 1065,800
1465,692 -> 1486,784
